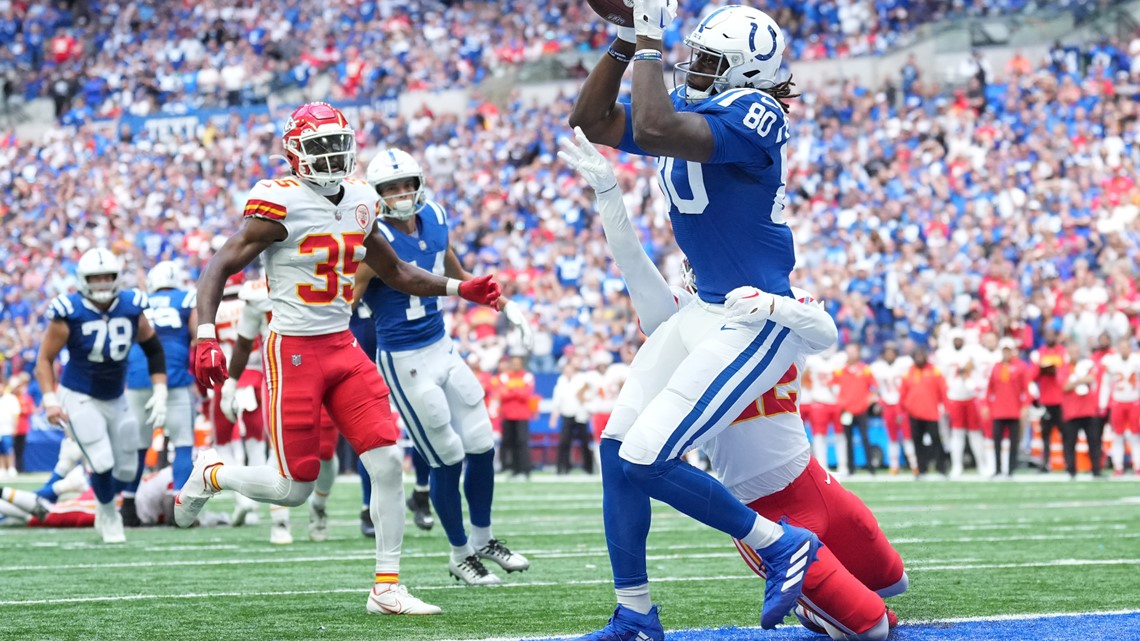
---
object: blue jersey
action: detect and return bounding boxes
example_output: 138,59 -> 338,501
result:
362,201 -> 450,352
127,288 -> 196,390
47,290 -> 148,401
619,87 -> 795,302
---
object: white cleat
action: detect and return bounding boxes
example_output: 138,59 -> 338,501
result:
174,448 -> 222,528
476,539 -> 529,573
231,494 -> 257,527
449,555 -> 502,586
101,511 -> 126,544
308,503 -> 329,542
270,521 -> 294,545
366,583 -> 442,615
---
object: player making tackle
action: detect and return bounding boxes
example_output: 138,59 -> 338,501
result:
567,1 -> 831,637
174,102 -> 504,615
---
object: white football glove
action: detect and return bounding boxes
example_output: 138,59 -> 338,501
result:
723,286 -> 779,325
145,383 -> 168,428
557,127 -> 617,194
502,300 -> 535,352
633,0 -> 678,41
219,378 -> 241,423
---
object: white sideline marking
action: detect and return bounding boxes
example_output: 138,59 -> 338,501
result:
3,560 -> 1139,606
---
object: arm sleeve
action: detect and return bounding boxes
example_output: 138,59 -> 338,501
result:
702,90 -> 787,164
138,333 -> 166,376
768,297 -> 838,355
594,187 -> 679,336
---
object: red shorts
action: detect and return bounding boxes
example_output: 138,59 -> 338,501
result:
593,412 -> 611,442
810,404 -> 841,436
264,330 -> 396,482
30,508 -> 97,528
211,369 -> 266,445
946,399 -> 980,431
734,458 -> 905,635
1111,402 -> 1140,433
880,404 -> 910,441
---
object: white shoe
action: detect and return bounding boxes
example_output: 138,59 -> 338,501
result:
231,494 -> 257,527
270,521 -> 294,545
101,511 -> 126,544
476,539 -> 529,573
366,583 -> 442,615
448,554 -> 502,586
308,502 -> 328,542
174,448 -> 222,528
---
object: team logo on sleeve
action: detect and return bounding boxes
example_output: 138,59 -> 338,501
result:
356,204 -> 371,230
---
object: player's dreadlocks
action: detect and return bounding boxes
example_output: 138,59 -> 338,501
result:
760,75 -> 800,114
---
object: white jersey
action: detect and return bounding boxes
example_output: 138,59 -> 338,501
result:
134,467 -> 174,526
973,347 -> 1002,397
937,347 -> 980,401
242,177 -> 377,336
235,278 -> 272,372
870,356 -> 912,406
1101,352 -> 1140,403
215,297 -> 245,359
804,352 -> 842,405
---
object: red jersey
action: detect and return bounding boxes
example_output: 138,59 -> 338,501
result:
899,365 -> 947,422
1031,344 -> 1067,406
986,360 -> 1031,420
834,362 -> 875,415
1060,361 -> 1099,419
496,371 -> 535,421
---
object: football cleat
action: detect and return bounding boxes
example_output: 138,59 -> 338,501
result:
309,503 -> 329,542
29,496 -> 52,523
231,494 -> 257,527
574,605 -> 664,641
119,497 -> 141,527
757,519 -> 822,629
174,448 -> 222,528
270,521 -> 294,545
793,604 -> 828,636
886,607 -> 898,629
449,554 -> 502,586
476,539 -> 529,573
101,510 -> 126,544
406,488 -> 434,531
366,583 -> 442,615
361,508 -> 376,538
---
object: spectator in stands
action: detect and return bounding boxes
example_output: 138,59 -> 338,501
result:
900,347 -> 948,477
987,339 -> 1032,477
1060,343 -> 1103,479
835,343 -> 877,475
1030,329 -> 1067,473
0,376 -> 17,477
550,360 -> 593,475
495,355 -> 535,480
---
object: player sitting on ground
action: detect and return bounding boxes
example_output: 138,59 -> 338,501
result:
354,148 -> 533,586
562,130 -> 908,640
35,248 -> 168,544
177,102 -> 502,616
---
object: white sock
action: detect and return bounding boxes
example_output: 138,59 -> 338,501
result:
311,456 -> 338,511
470,525 -> 492,550
244,438 -> 268,468
1129,432 -> 1140,471
450,543 -> 476,564
812,435 -> 829,469
615,585 -> 652,615
1111,429 -> 1125,471
0,487 -> 36,512
949,429 -> 966,473
834,433 -> 848,473
360,446 -> 405,576
966,431 -> 986,474
887,441 -> 900,470
0,499 -> 27,520
903,440 -> 918,471
271,504 -> 290,527
740,515 -> 783,550
215,441 -> 239,466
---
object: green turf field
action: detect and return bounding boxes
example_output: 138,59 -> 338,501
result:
2,474 -> 1139,641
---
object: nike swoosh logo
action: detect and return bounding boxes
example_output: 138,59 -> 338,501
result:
721,325 -> 736,331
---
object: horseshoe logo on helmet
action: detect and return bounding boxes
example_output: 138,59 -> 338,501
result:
749,23 -> 779,61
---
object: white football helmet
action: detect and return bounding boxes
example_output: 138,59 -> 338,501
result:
366,148 -> 426,220
76,248 -> 121,304
675,5 -> 786,103
146,261 -> 184,293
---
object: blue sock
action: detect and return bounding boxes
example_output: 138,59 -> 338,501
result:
412,447 -> 431,488
622,457 -> 757,540
357,458 -> 372,508
123,449 -> 148,495
464,450 -> 495,528
600,438 -> 651,588
429,461 -> 467,547
89,470 -> 116,505
35,472 -> 63,502
172,446 -> 193,491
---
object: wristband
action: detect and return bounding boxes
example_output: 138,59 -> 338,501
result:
607,47 -> 632,64
633,49 -> 663,62
197,323 -> 217,340
42,392 -> 59,408
446,278 -> 461,297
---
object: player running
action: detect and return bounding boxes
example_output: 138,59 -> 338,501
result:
568,2 -> 819,635
122,261 -> 198,526
354,148 -> 533,586
176,102 -> 503,615
35,247 -> 168,544
562,131 -> 906,641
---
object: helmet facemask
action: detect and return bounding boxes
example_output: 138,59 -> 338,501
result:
374,177 -> 425,221
674,45 -> 732,103
287,130 -> 356,188
82,272 -> 119,304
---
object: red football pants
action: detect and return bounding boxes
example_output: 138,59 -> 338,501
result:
734,458 -> 905,635
946,399 -> 980,431
811,404 -> 841,436
1111,401 -> 1140,433
880,404 -> 910,441
264,330 -> 397,482
211,369 -> 265,445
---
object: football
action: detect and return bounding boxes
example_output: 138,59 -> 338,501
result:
586,0 -> 635,26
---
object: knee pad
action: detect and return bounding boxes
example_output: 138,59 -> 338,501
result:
279,479 -> 315,507
406,385 -> 463,466
359,445 -> 403,488
290,457 -> 320,484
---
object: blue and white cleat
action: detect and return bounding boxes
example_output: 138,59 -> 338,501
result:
757,519 -> 822,629
575,605 -> 664,641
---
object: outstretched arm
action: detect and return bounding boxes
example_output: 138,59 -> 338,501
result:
363,228 -> 501,306
197,217 -> 283,331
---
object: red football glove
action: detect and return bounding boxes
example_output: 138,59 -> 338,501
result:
458,274 -> 503,308
194,339 -> 229,389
